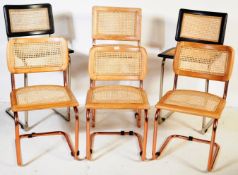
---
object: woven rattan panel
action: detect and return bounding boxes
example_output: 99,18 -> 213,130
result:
91,86 -> 144,104
95,51 -> 141,75
8,38 -> 67,72
97,11 -> 136,36
178,46 -> 228,76
9,8 -> 50,33
181,14 -> 222,42
16,85 -> 70,106
163,90 -> 222,112
89,45 -> 147,80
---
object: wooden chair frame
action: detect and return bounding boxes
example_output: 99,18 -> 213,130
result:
86,6 -> 149,161
3,3 -> 74,130
157,9 -> 228,134
7,37 -> 79,166
152,42 -> 234,171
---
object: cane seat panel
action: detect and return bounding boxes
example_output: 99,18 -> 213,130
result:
86,85 -> 149,109
156,90 -> 225,119
11,85 -> 78,112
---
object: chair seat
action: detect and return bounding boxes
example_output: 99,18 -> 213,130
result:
158,47 -> 175,59
156,90 -> 225,119
86,85 -> 150,109
11,85 -> 79,112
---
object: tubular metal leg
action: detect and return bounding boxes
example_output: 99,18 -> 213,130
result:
159,58 -> 173,123
5,74 -> 29,130
200,80 -> 214,134
53,56 -> 71,121
24,74 -> 29,128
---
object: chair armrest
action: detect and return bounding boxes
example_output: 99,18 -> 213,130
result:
158,47 -> 176,59
68,48 -> 74,54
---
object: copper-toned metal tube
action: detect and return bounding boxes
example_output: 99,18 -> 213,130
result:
73,106 -> 79,159
136,109 -> 142,128
20,131 -> 74,154
86,109 -> 91,160
223,81 -> 229,100
173,74 -> 178,90
154,120 -> 220,171
208,119 -> 219,171
90,79 -> 96,88
11,74 -> 16,91
63,70 -> 68,87
14,112 -> 22,166
91,109 -> 96,128
140,80 -> 143,88
141,109 -> 148,161
89,131 -> 143,158
152,109 -> 160,159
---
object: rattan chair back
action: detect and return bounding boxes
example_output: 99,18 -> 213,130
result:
7,37 -> 68,74
3,4 -> 54,38
174,42 -> 234,81
176,9 -> 227,44
89,45 -> 147,81
92,6 -> 141,41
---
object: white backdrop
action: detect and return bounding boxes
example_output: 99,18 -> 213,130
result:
0,0 -> 237,107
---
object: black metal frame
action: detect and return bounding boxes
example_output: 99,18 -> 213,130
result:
3,3 -> 55,37
175,8 -> 228,44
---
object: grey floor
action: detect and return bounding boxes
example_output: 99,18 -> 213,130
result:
0,103 -> 237,175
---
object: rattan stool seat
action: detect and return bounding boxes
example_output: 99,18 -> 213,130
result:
86,85 -> 149,109
11,85 -> 78,112
156,90 -> 225,119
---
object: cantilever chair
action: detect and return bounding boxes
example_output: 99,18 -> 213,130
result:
3,3 -> 74,130
152,42 -> 234,171
158,9 -> 227,133
7,37 -> 79,166
85,6 -> 149,160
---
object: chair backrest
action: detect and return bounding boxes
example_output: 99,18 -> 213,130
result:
3,3 -> 54,38
89,45 -> 147,81
7,37 -> 68,74
173,42 -> 234,82
175,9 -> 227,44
92,6 -> 141,42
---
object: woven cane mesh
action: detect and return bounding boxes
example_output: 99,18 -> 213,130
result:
163,90 -> 222,112
91,86 -> 144,104
180,14 -> 222,42
176,45 -> 229,77
97,11 -> 136,36
89,46 -> 146,80
15,86 -> 70,106
93,7 -> 141,40
9,8 -> 50,33
8,38 -> 67,73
